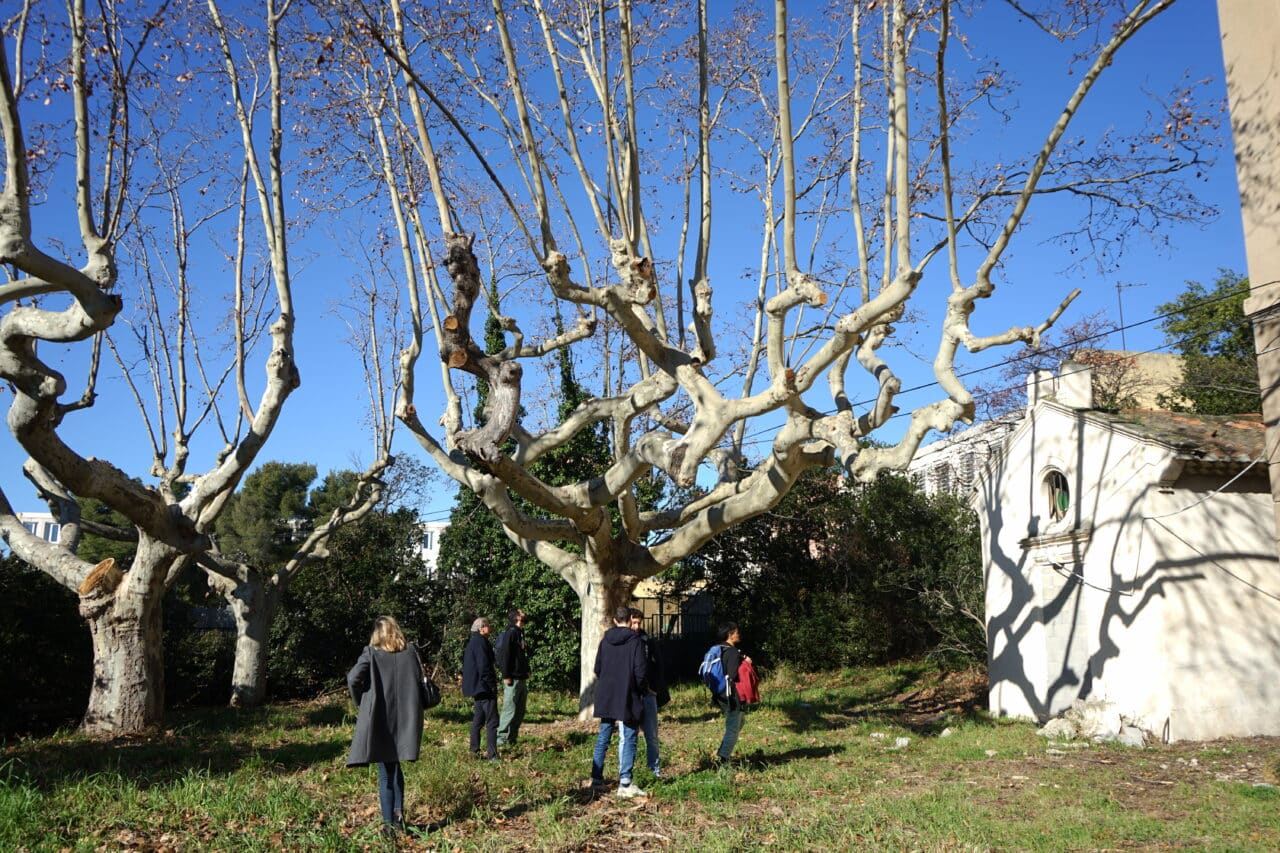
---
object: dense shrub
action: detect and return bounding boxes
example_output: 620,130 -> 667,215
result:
676,469 -> 984,671
430,500 -> 581,690
0,554 -> 92,735
268,507 -> 434,698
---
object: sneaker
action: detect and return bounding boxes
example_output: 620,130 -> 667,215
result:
616,782 -> 648,798
589,778 -> 608,790
651,769 -> 663,780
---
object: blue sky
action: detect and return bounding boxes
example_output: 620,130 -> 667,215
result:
2,0 -> 1249,527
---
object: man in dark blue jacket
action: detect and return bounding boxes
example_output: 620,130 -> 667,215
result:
462,617 -> 498,760
590,605 -> 649,798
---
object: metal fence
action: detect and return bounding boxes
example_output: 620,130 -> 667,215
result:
633,593 -> 715,682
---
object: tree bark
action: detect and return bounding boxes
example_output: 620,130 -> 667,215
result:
77,543 -> 176,735
575,558 -> 637,718
228,575 -> 282,709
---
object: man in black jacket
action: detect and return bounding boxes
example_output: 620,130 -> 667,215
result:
590,605 -> 649,798
629,607 -> 666,778
496,608 -> 530,747
462,617 -> 498,760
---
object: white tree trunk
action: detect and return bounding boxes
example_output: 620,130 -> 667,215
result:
78,555 -> 169,735
228,578 -> 281,709
575,561 -> 636,718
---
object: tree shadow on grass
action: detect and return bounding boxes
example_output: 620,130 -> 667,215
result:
410,742 -> 853,834
532,729 -> 593,751
427,705 -> 476,725
837,698 -> 993,736
304,704 -> 349,726
665,708 -> 721,724
680,744 -> 848,774
1,734 -> 345,791
773,666 -> 990,735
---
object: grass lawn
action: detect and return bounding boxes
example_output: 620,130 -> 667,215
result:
2,661 -> 1277,851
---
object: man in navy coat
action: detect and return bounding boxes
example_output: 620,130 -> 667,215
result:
590,605 -> 649,798
462,616 -> 498,760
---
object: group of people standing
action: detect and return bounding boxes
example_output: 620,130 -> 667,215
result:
460,609 -> 530,760
588,607 -> 750,796
343,608 -> 750,835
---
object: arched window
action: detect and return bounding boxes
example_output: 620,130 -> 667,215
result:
1045,470 -> 1070,521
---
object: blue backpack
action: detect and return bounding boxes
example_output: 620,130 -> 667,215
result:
698,644 -> 730,700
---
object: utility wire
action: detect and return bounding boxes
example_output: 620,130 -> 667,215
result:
728,277 -> 1272,453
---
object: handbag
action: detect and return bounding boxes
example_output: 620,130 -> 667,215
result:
419,675 -> 442,710
413,644 -> 443,710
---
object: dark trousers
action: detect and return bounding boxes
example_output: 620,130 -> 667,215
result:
470,694 -> 498,757
376,761 -> 404,827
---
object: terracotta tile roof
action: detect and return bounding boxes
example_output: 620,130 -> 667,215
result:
1097,410 -> 1265,463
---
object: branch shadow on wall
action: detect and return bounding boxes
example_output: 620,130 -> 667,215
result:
982,414 -> 1280,729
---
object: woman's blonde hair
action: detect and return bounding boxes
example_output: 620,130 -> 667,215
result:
370,616 -> 407,652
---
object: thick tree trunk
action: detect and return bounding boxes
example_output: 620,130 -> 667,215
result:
228,577 -> 281,709
576,562 -> 637,718
78,575 -> 166,736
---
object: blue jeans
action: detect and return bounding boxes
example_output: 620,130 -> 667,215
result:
376,762 -> 404,827
717,704 -> 745,760
639,694 -> 660,773
591,718 -> 639,785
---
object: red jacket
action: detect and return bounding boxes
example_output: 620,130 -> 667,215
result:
736,657 -> 761,705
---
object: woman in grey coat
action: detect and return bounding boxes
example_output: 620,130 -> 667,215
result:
346,616 -> 426,834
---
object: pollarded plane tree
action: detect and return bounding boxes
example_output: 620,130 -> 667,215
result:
195,257 -> 402,709
0,1 -> 384,732
348,0 -> 1208,706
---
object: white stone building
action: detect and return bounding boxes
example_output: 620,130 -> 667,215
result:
908,351 -> 1189,501
974,364 -> 1280,741
907,414 -> 1022,499
419,520 -> 449,575
16,511 -> 63,544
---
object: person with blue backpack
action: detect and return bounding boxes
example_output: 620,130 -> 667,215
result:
700,621 -> 750,765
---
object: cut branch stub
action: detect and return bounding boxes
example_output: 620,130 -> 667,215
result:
456,359 -> 523,466
78,558 -> 122,597
629,257 -> 657,304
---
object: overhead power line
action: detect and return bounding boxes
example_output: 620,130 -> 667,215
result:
730,277 -> 1272,453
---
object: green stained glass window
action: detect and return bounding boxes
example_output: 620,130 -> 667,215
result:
1047,470 -> 1070,521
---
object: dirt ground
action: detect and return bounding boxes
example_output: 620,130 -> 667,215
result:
886,668 -> 1279,808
